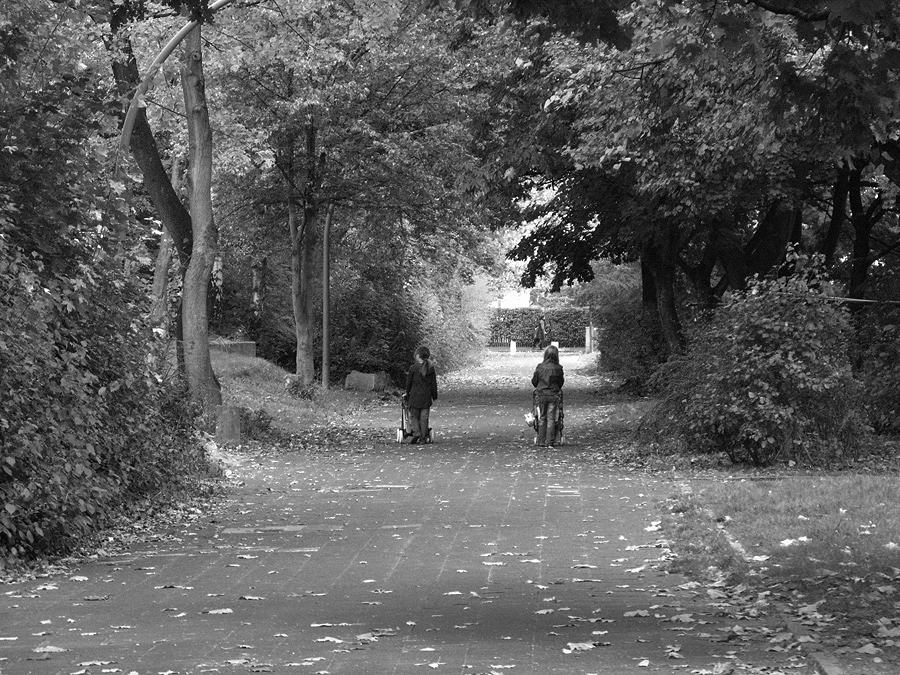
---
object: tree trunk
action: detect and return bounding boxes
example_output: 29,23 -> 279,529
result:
149,156 -> 183,335
108,34 -> 193,269
640,260 -> 657,317
643,226 -> 686,357
288,177 -> 304,375
680,221 -> 720,307
180,22 -> 221,415
250,256 -> 267,340
745,199 -> 798,276
150,230 -> 173,333
847,167 -> 882,300
289,122 -> 325,384
822,164 -> 849,269
211,254 -> 224,331
295,197 -> 318,384
322,203 -> 334,388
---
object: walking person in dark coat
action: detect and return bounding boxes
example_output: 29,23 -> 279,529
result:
531,344 -> 564,447
403,346 -> 438,444
532,315 -> 547,350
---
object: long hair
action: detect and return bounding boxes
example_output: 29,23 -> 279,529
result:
415,346 -> 432,376
542,344 -> 559,364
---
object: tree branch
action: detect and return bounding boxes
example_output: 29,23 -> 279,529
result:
746,0 -> 829,22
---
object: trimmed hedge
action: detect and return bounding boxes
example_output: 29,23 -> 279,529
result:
489,307 -> 589,348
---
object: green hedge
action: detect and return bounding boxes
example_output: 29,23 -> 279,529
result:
489,307 -> 589,348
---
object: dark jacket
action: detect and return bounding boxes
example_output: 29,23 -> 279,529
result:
405,362 -> 438,408
532,360 -> 564,396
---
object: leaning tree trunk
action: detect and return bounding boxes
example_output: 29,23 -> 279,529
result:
180,22 -> 222,415
149,155 -> 183,335
109,34 -> 193,269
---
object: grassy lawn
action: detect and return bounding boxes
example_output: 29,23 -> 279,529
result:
663,470 -> 900,665
212,351 -> 388,439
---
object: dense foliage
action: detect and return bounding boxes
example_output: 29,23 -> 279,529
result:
643,261 -> 867,465
0,238 -> 204,557
0,14 -> 205,558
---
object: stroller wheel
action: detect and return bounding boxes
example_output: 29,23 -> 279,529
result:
396,428 -> 403,443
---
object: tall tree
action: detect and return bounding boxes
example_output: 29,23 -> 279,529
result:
179,16 -> 222,412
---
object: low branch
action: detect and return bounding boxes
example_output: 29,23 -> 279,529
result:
747,0 -> 829,22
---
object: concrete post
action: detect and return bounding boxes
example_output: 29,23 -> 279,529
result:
215,405 -> 241,446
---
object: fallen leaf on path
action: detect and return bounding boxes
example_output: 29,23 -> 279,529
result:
562,642 -> 595,653
666,614 -> 695,623
857,643 -> 882,654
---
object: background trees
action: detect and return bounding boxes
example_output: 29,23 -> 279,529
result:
487,0 -> 900,454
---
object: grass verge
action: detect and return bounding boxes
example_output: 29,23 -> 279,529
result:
663,473 -> 900,665
212,351 -> 393,440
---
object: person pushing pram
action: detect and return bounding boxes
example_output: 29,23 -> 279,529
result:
528,344 -> 564,447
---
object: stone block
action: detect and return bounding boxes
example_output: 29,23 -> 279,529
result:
345,370 -> 376,391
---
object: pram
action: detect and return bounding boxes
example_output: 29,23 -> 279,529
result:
396,398 -> 435,444
525,390 -> 564,446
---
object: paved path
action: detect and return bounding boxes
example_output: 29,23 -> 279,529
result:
0,351 -> 812,675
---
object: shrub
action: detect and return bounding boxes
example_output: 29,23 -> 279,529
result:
594,286 -> 666,391
855,308 -> 900,434
327,264 -> 424,384
643,261 -> 867,465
